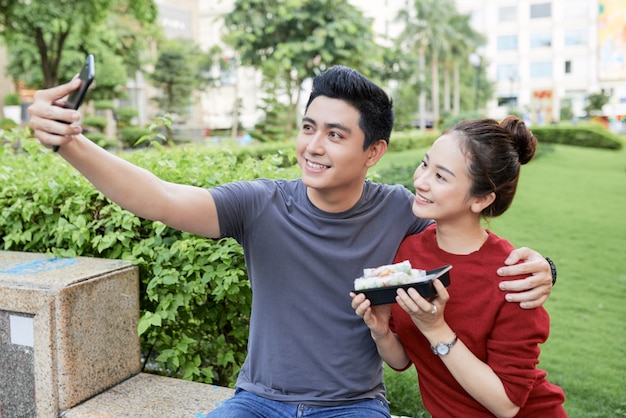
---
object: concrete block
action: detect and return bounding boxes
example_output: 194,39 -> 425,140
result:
0,251 -> 140,417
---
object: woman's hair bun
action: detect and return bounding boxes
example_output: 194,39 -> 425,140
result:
500,116 -> 537,164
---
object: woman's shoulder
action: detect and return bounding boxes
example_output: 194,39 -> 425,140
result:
366,180 -> 414,196
396,225 -> 436,252
484,230 -> 516,254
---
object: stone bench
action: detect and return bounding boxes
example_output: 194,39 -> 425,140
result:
0,251 -> 233,417
64,374 -> 409,418
0,251 -> 140,417
62,373 -> 234,417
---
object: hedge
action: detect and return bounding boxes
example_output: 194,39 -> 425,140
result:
0,136 -> 297,386
529,123 -> 623,149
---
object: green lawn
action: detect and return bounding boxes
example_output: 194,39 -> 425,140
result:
374,143 -> 626,417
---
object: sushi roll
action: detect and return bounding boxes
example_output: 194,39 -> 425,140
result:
354,260 -> 427,291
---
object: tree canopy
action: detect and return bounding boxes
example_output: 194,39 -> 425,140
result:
394,0 -> 487,129
0,0 -> 158,89
149,39 -> 210,121
223,0 -> 384,131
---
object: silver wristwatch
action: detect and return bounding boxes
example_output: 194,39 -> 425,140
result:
430,333 -> 458,356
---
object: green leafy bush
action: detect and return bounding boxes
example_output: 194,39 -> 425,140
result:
120,126 -> 151,147
116,106 -> 139,126
3,92 -> 20,106
87,132 -> 117,149
0,117 -> 18,130
374,164 -> 417,191
440,111 -> 487,130
388,130 -> 440,153
94,100 -> 115,111
83,115 -> 108,132
0,135 -> 297,386
530,123 -> 623,149
388,122 -> 624,154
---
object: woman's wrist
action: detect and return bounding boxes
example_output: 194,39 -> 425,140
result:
422,324 -> 455,346
371,329 -> 393,343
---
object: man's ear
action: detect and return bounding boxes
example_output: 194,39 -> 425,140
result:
470,192 -> 496,214
365,139 -> 388,168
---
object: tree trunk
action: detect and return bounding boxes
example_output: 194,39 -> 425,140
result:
230,70 -> 239,138
430,50 -> 439,129
443,63 -> 450,114
419,46 -> 426,131
453,62 -> 460,116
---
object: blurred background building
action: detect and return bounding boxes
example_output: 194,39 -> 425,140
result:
455,0 -> 626,126
3,0 -> 625,132
188,0 -> 626,131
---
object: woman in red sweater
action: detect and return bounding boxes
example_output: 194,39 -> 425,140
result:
352,116 -> 566,417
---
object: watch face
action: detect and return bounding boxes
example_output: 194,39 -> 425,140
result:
436,343 -> 450,356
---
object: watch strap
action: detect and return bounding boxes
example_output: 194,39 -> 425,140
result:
545,257 -> 557,286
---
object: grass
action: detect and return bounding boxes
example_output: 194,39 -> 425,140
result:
373,143 -> 626,417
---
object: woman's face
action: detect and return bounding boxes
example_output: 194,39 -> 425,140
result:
411,133 -> 476,222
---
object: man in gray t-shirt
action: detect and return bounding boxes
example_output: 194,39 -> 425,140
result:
29,65 -> 555,417
211,179 -> 431,406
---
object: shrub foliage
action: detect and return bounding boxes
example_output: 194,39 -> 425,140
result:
0,134 -> 297,386
529,123 -> 623,149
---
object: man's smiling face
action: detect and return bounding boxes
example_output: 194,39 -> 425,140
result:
296,96 -> 373,205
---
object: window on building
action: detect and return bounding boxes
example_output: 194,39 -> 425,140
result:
219,57 -> 237,86
530,32 -> 552,48
498,6 -> 517,22
530,61 -> 552,78
564,29 -> 587,46
530,3 -> 551,18
497,35 -> 518,51
497,96 -> 518,107
566,58 -> 589,77
497,64 -> 518,81
564,0 -> 587,18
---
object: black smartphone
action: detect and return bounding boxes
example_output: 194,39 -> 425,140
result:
65,54 -> 95,110
53,54 -> 95,151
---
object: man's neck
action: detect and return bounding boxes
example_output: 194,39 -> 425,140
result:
306,183 -> 365,213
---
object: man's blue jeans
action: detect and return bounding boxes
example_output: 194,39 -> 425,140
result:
206,388 -> 391,418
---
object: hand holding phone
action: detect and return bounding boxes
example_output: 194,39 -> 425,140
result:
53,54 -> 95,151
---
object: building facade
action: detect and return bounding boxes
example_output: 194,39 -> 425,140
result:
455,0 -> 626,125
163,0 -> 625,131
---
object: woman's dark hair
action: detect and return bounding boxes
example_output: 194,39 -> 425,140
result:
448,115 -> 537,217
305,65 -> 394,150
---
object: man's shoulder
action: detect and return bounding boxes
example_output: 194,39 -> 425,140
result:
365,180 -> 413,197
214,178 -> 301,193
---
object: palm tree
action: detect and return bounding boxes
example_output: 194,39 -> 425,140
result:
395,1 -> 431,131
446,12 -> 485,116
396,0 -> 466,129
424,0 -> 459,128
394,0 -> 487,127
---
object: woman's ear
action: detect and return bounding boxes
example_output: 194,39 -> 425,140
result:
470,192 -> 496,214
